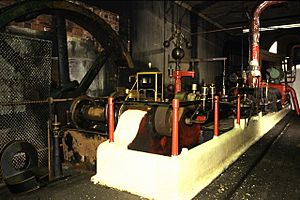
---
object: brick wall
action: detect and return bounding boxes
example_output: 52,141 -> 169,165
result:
0,0 -> 121,96
0,0 -> 119,39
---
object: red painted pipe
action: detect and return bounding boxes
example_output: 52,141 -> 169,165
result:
173,71 -> 195,95
108,97 -> 114,142
237,94 -> 241,125
214,95 -> 219,137
249,1 -> 286,86
286,85 -> 300,116
250,1 -> 286,65
172,98 -> 179,156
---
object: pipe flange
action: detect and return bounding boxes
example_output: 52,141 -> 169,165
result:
70,95 -> 96,129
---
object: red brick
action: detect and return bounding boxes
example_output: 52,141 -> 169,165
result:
67,32 -> 73,37
14,22 -> 25,28
24,22 -> 31,29
0,0 -> 14,7
94,10 -> 102,17
82,30 -> 92,39
32,23 -> 44,31
36,15 -> 52,26
72,27 -> 83,37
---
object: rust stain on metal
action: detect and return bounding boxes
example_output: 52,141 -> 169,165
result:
62,130 -> 106,170
250,1 -> 286,64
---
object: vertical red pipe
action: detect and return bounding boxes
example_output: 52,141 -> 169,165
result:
173,71 -> 195,95
172,98 -> 179,156
286,85 -> 300,116
214,95 -> 219,137
174,71 -> 182,95
249,1 -> 286,86
250,1 -> 286,65
237,94 -> 241,125
108,97 -> 114,142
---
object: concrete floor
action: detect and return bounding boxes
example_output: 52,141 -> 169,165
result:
1,111 -> 299,200
195,111 -> 300,200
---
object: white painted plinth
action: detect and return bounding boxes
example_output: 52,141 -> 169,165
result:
91,108 -> 290,200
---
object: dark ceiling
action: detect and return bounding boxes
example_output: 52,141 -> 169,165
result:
81,1 -> 300,33
182,1 -> 300,29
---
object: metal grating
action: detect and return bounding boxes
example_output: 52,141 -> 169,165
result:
0,33 -> 52,181
12,152 -> 28,170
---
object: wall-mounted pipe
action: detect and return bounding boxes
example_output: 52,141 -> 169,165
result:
249,1 -> 286,83
190,13 -> 198,59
